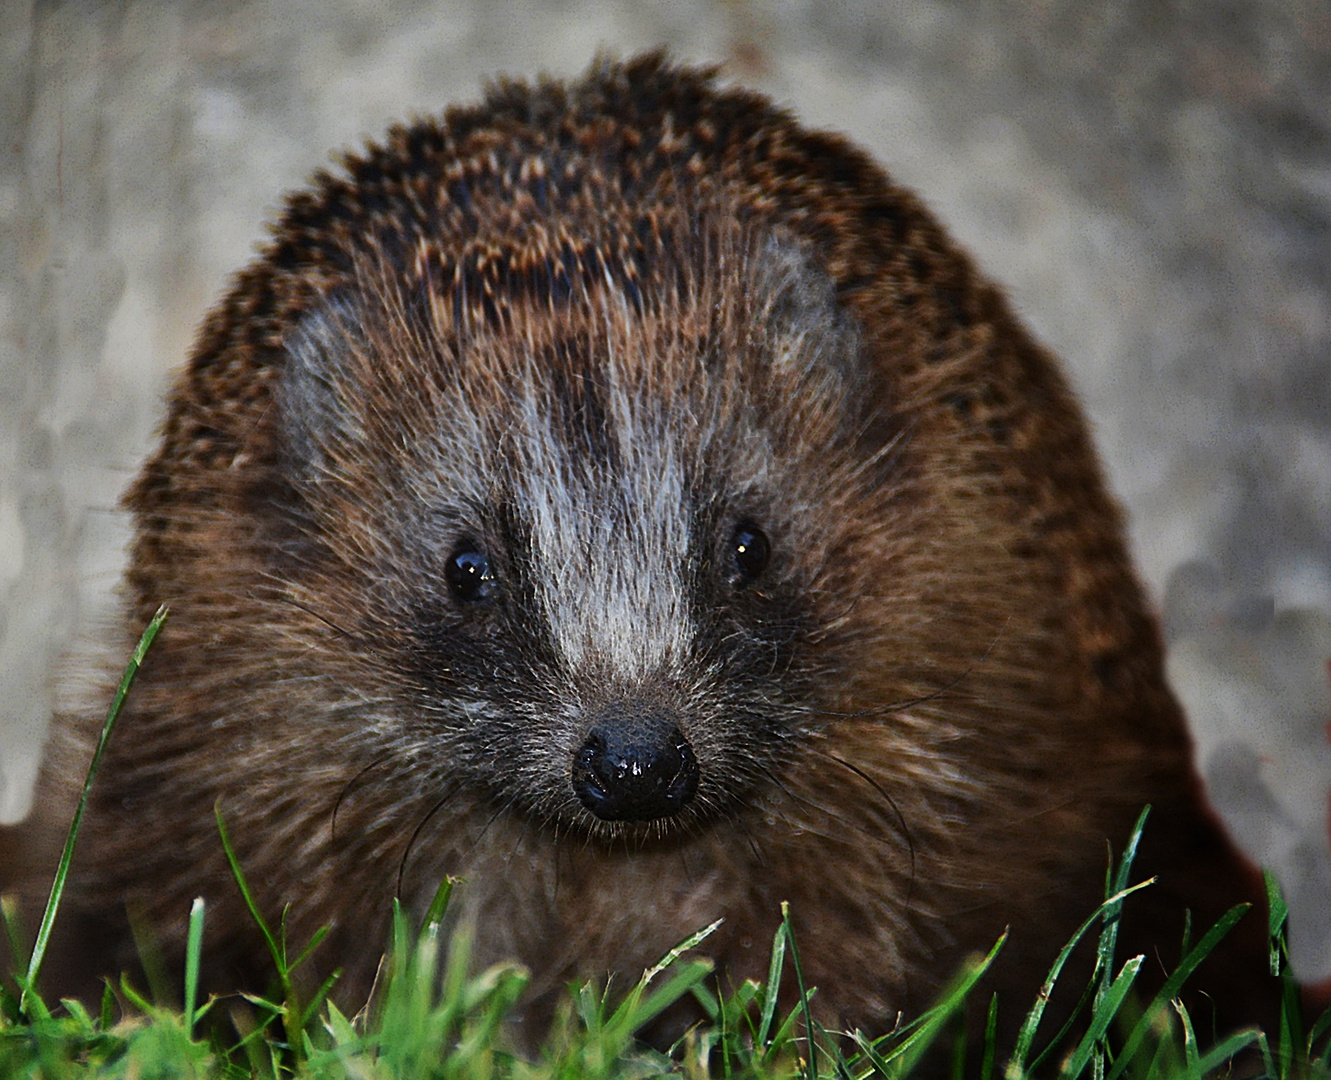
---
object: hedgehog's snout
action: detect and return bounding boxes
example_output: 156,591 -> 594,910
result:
571,709 -> 700,823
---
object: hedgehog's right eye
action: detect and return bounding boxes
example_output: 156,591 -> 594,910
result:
446,546 -> 494,601
730,523 -> 770,587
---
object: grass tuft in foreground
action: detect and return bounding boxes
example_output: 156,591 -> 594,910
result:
2,608 -> 1330,1077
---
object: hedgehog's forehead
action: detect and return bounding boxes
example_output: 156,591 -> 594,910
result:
283,220 -> 866,510
453,302 -> 716,453
410,227 -> 732,404
417,221 -> 860,424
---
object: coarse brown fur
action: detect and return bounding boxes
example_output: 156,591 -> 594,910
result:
4,53 -> 1275,1050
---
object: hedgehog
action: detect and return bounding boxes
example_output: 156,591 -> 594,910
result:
3,52 -> 1274,1050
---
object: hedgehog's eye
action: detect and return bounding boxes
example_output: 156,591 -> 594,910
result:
446,546 -> 494,601
730,523 -> 770,586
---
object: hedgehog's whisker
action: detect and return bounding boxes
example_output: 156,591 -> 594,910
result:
331,751 -> 410,838
396,784 -> 466,898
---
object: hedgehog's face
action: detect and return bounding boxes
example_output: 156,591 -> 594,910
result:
276,224 -> 902,841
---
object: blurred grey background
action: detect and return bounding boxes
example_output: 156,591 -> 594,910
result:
2,1 -> 1329,978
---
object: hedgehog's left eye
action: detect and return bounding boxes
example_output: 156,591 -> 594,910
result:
446,545 -> 495,602
730,523 -> 770,586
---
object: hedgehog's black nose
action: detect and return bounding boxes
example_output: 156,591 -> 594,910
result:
571,721 -> 699,822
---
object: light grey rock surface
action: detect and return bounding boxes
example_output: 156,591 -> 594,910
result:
3,0 -> 1328,977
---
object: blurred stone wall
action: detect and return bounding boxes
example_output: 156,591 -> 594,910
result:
2,0 -> 1328,976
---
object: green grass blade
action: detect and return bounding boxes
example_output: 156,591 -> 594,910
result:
850,1028 -> 895,1077
1194,1027 -> 1263,1075
688,976 -> 721,1024
882,931 -> 1006,1078
1093,808 -> 1149,1016
757,919 -> 789,1049
183,896 -> 204,1039
214,804 -> 282,975
10,977 -> 47,1022
1105,902 -> 1250,1080
624,958 -> 716,1033
768,1001 -> 810,1062
601,921 -> 724,1049
781,901 -> 820,1080
321,998 -> 359,1048
643,918 -> 722,984
98,979 -> 116,1031
591,919 -> 722,1051
118,973 -> 154,1015
21,605 -> 168,1017
1058,954 -> 1143,1078
423,875 -> 456,931
1005,879 -> 1154,1079
1279,976 -> 1303,1079
981,993 -> 999,1080
950,1017 -> 969,1080
1306,1004 -> 1331,1057
299,967 -> 343,1030
1171,997 -> 1203,1080
1025,963 -> 1100,1075
1265,869 -> 1289,976
1,895 -> 24,984
288,924 -> 332,973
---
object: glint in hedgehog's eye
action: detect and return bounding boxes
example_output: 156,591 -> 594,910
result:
730,523 -> 770,586
446,546 -> 494,601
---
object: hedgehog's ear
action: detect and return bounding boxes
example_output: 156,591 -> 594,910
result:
278,297 -> 369,486
752,231 -> 862,385
744,229 -> 904,490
